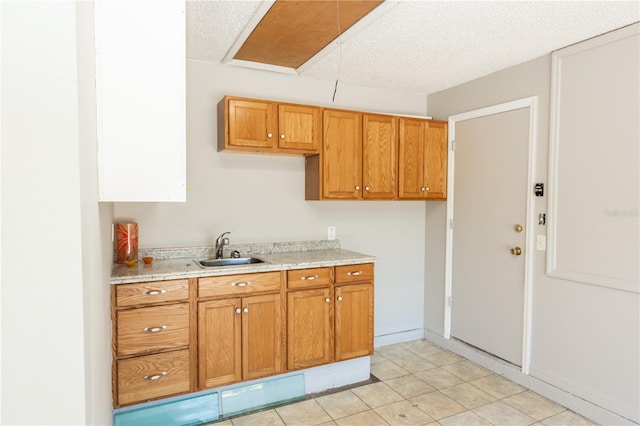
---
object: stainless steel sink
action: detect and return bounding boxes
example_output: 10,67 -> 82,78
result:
194,257 -> 265,268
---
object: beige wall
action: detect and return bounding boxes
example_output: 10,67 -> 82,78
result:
114,60 -> 430,344
426,47 -> 639,421
77,2 -> 115,424
1,2 -> 113,424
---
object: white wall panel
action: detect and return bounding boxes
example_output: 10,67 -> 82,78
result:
548,24 -> 639,293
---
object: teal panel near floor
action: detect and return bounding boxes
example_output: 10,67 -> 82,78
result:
221,374 -> 305,418
114,392 -> 218,426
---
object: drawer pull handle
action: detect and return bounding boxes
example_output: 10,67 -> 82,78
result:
143,325 -> 167,333
231,281 -> 251,287
143,372 -> 167,381
347,271 -> 363,276
302,275 -> 319,281
143,289 -> 166,296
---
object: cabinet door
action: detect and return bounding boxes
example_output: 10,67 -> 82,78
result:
398,118 -> 426,199
242,294 -> 283,380
424,121 -> 448,200
363,114 -> 397,199
322,110 -> 362,199
278,104 -> 321,153
287,288 -> 333,370
198,298 -> 242,388
228,98 -> 277,149
95,1 -> 185,202
335,283 -> 374,361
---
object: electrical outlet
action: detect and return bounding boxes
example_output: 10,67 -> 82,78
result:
328,226 -> 336,240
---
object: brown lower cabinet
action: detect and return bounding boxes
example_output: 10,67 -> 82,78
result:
111,279 -> 197,408
198,293 -> 283,388
112,263 -> 374,408
335,282 -> 374,361
287,268 -> 334,370
287,265 -> 374,370
197,272 -> 284,389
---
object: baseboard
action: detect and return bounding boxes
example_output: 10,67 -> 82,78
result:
374,328 -> 425,347
302,357 -> 371,394
424,329 -> 638,426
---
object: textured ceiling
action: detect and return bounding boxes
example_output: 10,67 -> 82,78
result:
186,1 -> 640,96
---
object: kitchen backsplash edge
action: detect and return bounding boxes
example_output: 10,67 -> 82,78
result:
137,239 -> 341,261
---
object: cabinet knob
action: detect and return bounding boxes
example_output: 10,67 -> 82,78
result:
280,134 -> 285,139
325,297 -> 330,303
267,133 -> 273,138
243,307 -> 249,313
235,308 -> 241,314
337,296 -> 343,302
425,186 -> 429,191
355,186 -> 360,190
365,186 -> 370,191
421,187 -> 426,191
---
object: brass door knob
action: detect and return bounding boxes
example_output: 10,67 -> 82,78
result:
514,224 -> 523,233
510,247 -> 522,255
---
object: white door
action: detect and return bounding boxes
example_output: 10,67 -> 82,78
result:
450,107 -> 530,366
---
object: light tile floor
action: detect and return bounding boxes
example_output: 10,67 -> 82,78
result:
215,339 -> 598,426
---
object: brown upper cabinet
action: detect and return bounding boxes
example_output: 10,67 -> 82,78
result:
320,109 -> 362,199
362,114 -> 398,200
218,95 -> 448,200
398,118 -> 448,200
306,110 -> 397,200
218,96 -> 321,155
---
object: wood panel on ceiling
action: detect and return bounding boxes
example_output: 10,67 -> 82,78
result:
234,0 -> 383,68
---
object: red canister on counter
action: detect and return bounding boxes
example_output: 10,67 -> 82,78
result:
115,222 -> 138,264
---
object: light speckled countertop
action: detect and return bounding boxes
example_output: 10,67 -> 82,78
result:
111,240 -> 375,284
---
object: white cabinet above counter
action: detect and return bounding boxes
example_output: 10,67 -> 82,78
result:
95,0 -> 185,202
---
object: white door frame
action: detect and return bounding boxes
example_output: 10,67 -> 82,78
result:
444,97 -> 538,374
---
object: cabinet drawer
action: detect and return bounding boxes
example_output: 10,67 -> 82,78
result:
335,263 -> 374,284
115,279 -> 189,307
117,303 -> 190,357
198,272 -> 281,298
287,267 -> 332,289
117,349 -> 190,405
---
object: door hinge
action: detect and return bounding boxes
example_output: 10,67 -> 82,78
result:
451,140 -> 456,151
449,219 -> 454,229
448,296 -> 453,306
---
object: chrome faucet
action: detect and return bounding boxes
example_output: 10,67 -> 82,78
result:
215,232 -> 230,259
